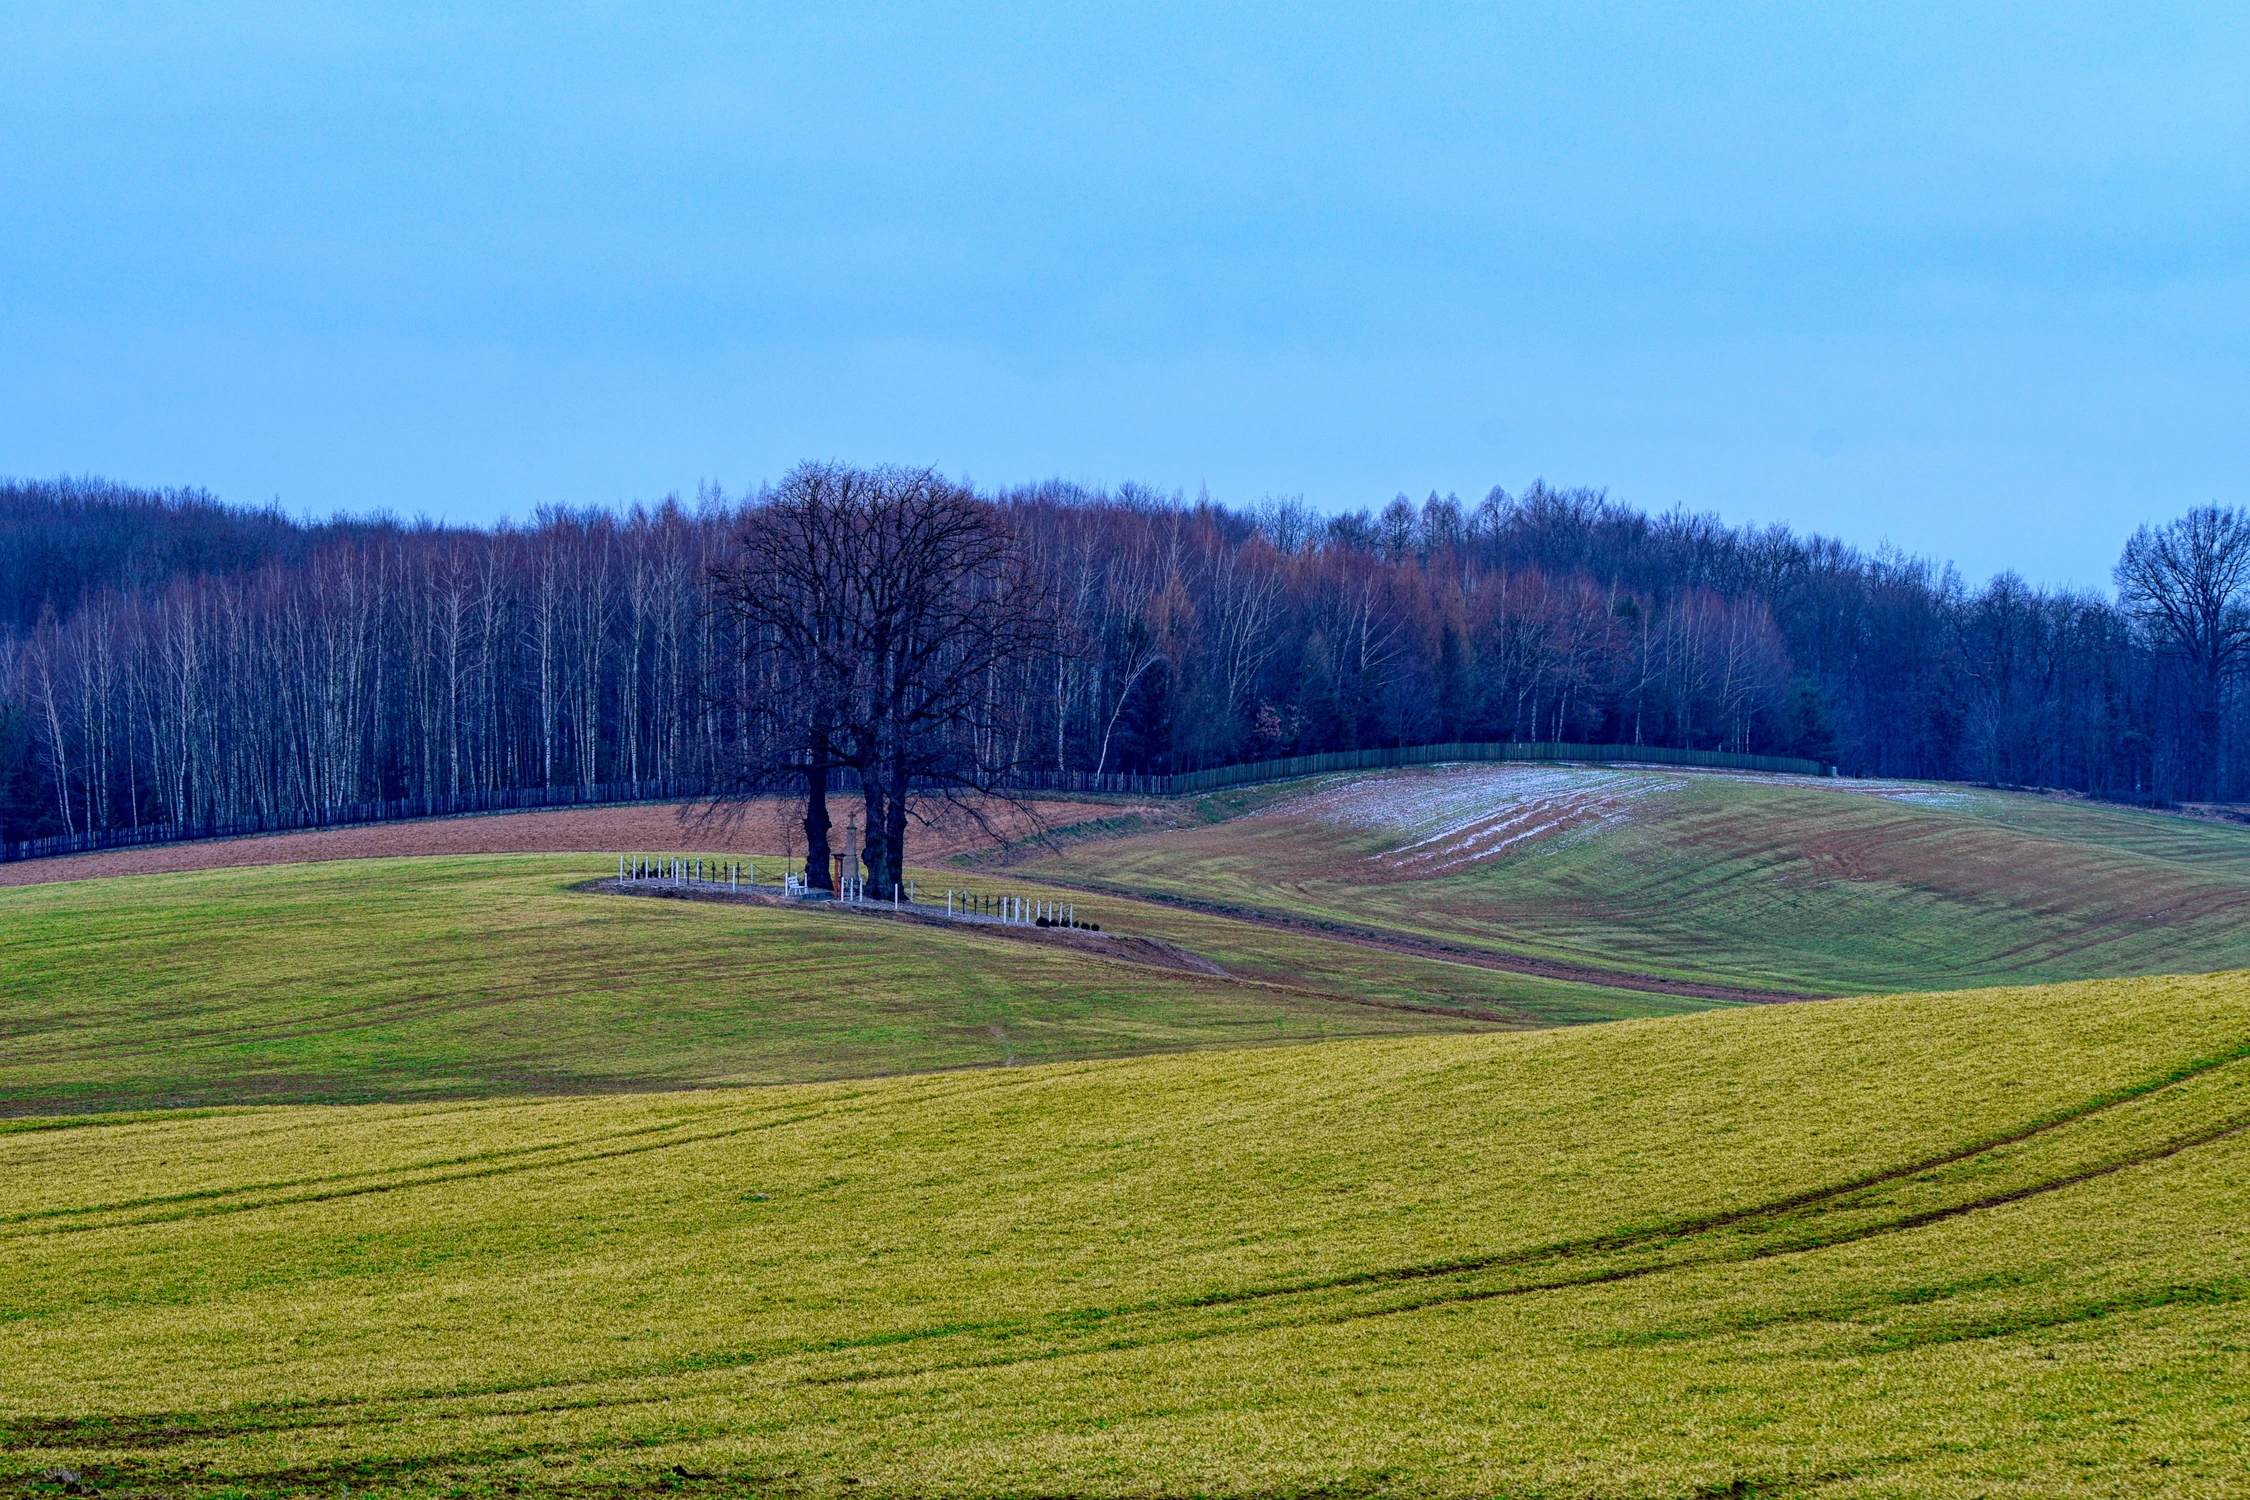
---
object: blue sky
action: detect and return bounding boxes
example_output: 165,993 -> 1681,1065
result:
3,3 -> 2244,589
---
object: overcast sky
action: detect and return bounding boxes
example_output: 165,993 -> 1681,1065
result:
4,3 -> 2245,589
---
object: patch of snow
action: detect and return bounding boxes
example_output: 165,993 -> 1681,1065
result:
1268,764 -> 1683,874
1879,790 -> 1976,809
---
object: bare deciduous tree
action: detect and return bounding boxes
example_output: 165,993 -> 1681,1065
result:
2115,506 -> 2250,795
20,473 -> 2250,844
714,465 -> 1054,894
712,464 -> 875,891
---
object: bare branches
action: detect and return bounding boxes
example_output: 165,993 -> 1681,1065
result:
2115,507 -> 2250,682
710,464 -> 1058,890
17,475 -> 2250,845
2114,506 -> 2250,791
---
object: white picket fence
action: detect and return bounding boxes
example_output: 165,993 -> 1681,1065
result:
615,854 -> 1081,928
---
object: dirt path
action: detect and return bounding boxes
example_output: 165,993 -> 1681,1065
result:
604,878 -> 1223,973
602,879 -> 1533,1027
0,797 -> 1115,888
1021,879 -> 1828,1004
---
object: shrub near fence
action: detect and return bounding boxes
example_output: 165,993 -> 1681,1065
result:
0,744 -> 1832,865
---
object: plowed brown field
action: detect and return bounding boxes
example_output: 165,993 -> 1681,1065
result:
0,796 -> 1116,888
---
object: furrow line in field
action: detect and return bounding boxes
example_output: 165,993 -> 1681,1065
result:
1022,1038 -> 2250,1339
0,1114 -> 740,1225
785,1045 -> 2250,1385
24,1037 -> 2244,1444
1340,1106 -> 2250,1329
799,1093 -> 2250,1388
1,1055 -> 1164,1236
23,1100 -> 2243,1450
0,1110 -> 841,1239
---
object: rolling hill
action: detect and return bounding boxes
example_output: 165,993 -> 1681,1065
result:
1021,764 -> 2250,996
0,853 -> 1706,1116
6,969 -> 2247,1496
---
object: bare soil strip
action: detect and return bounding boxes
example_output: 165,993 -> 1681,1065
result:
1020,878 -> 1826,1004
0,797 -> 1113,888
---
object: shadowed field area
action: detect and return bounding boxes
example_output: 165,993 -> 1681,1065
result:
1022,765 -> 2250,996
0,854 -> 1708,1115
5,971 -> 2247,1497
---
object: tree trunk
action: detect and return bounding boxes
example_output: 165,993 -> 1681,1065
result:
884,735 -> 911,892
803,736 -> 834,892
859,760 -> 890,892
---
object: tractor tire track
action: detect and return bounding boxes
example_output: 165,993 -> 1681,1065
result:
1026,875 -> 1827,1002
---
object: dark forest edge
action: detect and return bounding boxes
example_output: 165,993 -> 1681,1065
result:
2,471 -> 2246,853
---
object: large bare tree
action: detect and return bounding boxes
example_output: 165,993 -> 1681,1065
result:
2115,506 -> 2250,796
846,470 -> 1053,893
713,464 -> 1053,894
711,464 -> 877,891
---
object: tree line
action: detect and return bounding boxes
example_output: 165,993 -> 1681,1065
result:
4,471 -> 2247,865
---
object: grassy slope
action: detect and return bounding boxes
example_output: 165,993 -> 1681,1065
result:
1028,768 -> 2250,994
0,855 -> 1697,1115
5,971 -> 2248,1497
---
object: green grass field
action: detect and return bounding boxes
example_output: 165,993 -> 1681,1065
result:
1024,766 -> 2250,995
6,969 -> 2247,1497
9,773 -> 2249,1495
0,854 -> 1707,1115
